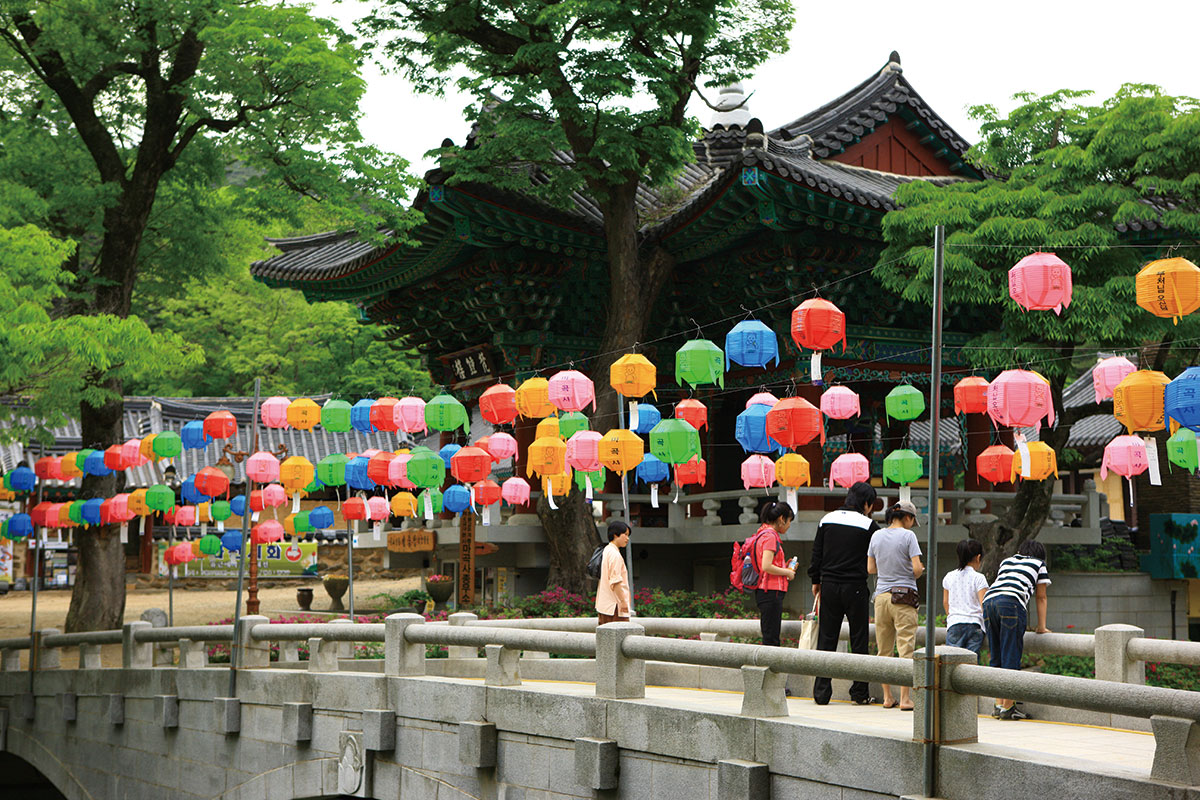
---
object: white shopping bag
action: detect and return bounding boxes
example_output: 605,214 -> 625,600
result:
797,598 -> 819,651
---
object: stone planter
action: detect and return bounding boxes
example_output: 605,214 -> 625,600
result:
424,579 -> 454,608
323,577 -> 349,612
296,587 -> 314,611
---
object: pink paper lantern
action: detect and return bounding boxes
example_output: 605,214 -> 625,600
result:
501,477 -> 531,507
741,455 -> 776,489
261,483 -> 288,508
1100,435 -> 1150,480
170,542 -> 196,564
122,439 -> 149,469
174,505 -> 198,526
565,431 -> 603,472
548,369 -> 596,413
1093,356 -> 1136,404
109,494 -> 133,523
245,452 -> 281,483
388,454 -> 416,489
986,370 -> 1055,429
368,496 -> 390,521
820,386 -> 861,420
394,397 -> 427,434
260,396 -> 291,429
251,520 -> 284,544
487,432 -> 518,461
1009,252 -> 1073,315
746,391 -> 779,409
828,453 -> 869,489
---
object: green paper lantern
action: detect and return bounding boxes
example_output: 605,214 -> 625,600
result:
885,385 -> 926,422
198,533 -> 224,556
1,519 -> 8,540
574,467 -> 606,493
1167,427 -> 1199,473
316,453 -> 349,487
407,449 -> 446,489
294,510 -> 314,533
419,488 -> 444,514
75,449 -> 97,470
648,419 -> 702,465
559,412 -> 589,439
303,477 -> 323,494
210,500 -> 233,522
68,499 -> 86,525
425,394 -> 470,434
882,449 -> 924,485
675,339 -> 725,389
146,484 -> 176,512
1,473 -> 10,491
151,430 -> 183,459
321,399 -> 353,432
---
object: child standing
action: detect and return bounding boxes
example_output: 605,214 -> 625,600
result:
942,539 -> 989,660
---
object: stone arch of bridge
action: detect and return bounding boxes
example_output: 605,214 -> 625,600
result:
1,729 -> 87,800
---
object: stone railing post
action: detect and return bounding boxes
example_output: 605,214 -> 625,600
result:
384,613 -> 426,676
237,615 -> 271,668
595,622 -> 645,699
308,637 -> 339,672
913,646 -> 977,746
1095,623 -> 1145,685
178,639 -> 208,669
328,618 -> 354,659
79,643 -> 103,669
35,629 -> 61,670
122,622 -> 153,669
484,644 -> 520,686
1,648 -> 21,671
448,612 -> 479,659
1151,716 -> 1200,785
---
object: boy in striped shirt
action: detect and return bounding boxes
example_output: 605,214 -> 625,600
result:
982,539 -> 1052,720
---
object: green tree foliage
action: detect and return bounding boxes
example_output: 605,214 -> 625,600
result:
876,85 -> 1200,573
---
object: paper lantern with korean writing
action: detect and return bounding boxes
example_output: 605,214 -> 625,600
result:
388,453 -> 415,489
536,416 -> 560,441
1009,252 -> 1073,314
527,436 -> 567,478
501,477 -> 531,507
56,452 -> 81,479
765,397 -> 825,449
34,456 -> 61,481
5,465 -> 35,492
246,451 -> 280,484
725,319 -> 780,370
1093,356 -> 1136,404
345,456 -> 376,491
164,543 -> 193,566
648,419 -> 701,464
149,430 -> 182,460
1113,370 -> 1170,433
953,377 -> 990,416
210,501 -> 233,526
204,410 -> 238,440
977,445 -> 1015,485
885,385 -> 926,423
315,454 -> 347,488
320,399 -> 352,432
123,439 -> 149,469
515,377 -> 556,419
486,432 -> 518,462
343,497 -> 369,521
137,437 -> 157,462
474,479 -> 502,507
987,370 -> 1055,429
791,298 -> 846,352
426,394 -> 470,434
418,488 -> 444,515
367,452 -> 397,487
741,455 -> 776,490
364,396 -> 397,432
442,484 -> 471,514
180,421 -> 212,451
146,484 -> 176,513
636,454 -> 670,485
451,446 -> 492,484
57,501 -> 76,526
548,370 -> 596,413
610,353 -> 657,399
479,383 -> 518,425
1167,428 -> 1199,473
828,453 -> 869,489
195,466 -> 230,498
1136,257 -> 1200,323
1011,442 -> 1058,482
438,444 -> 461,470
252,520 -> 285,545
883,449 -> 924,486
390,492 -> 419,517
632,403 -> 661,435
261,483 -> 287,508
559,412 -> 589,439
736,403 -> 779,454
260,396 -> 290,428
674,399 -> 707,431
350,399 -> 376,434
30,501 -> 54,527
279,457 -> 315,493
775,453 -> 810,488
675,457 -> 706,487
821,386 -> 861,420
676,339 -> 724,389
375,496 -> 397,522
195,533 -> 222,556
1100,435 -> 1149,482
406,449 -> 445,489
173,505 -> 198,527
574,467 -> 605,495
598,429 -> 644,475
565,431 -> 603,472
1166,367 -> 1200,431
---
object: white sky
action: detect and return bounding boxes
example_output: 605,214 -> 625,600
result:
313,0 -> 1200,177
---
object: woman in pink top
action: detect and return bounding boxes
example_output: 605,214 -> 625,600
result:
755,502 -> 796,646
596,520 -> 631,625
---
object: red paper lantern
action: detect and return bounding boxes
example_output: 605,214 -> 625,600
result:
30,502 -> 54,527
371,397 -> 401,432
479,384 -> 519,425
474,479 -> 502,506
251,520 -> 284,544
451,446 -> 493,483
203,410 -> 238,440
790,298 -> 846,352
34,456 -> 63,481
977,445 -> 1015,485
675,457 -> 707,487
765,397 -> 825,449
954,377 -> 990,415
342,497 -> 369,520
674,399 -> 708,431
367,452 -> 398,486
194,466 -> 231,498
101,445 -> 126,472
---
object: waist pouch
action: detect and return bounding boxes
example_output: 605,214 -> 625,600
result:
889,588 -> 920,608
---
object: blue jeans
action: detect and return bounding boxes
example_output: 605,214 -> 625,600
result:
946,623 -> 985,660
983,596 -> 1027,671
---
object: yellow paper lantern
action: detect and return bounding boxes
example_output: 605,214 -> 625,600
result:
286,398 -> 321,431
610,353 -> 657,399
56,503 -> 74,525
536,416 -> 560,441
128,488 -> 151,516
282,513 -> 300,537
775,453 -> 811,488
1136,257 -> 1200,324
515,377 -> 556,419
139,435 -> 158,461
390,491 -> 418,517
1011,442 -> 1059,481
1113,370 -> 1170,433
598,429 -> 644,475
59,452 -> 83,479
526,436 -> 567,478
543,467 -> 573,497
279,456 -> 315,492
190,540 -> 203,556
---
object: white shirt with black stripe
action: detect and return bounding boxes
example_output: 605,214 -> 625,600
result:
984,554 -> 1051,606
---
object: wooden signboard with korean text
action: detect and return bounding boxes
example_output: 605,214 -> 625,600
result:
387,530 -> 436,553
458,512 -> 475,606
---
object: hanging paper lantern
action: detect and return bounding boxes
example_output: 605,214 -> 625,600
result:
1113,370 -> 1170,433
419,488 -> 444,515
543,469 -> 573,498
351,399 -> 376,433
345,455 -> 376,491
80,498 -> 103,526
675,339 -> 724,389
573,468 -> 605,494
204,410 -> 238,440
821,387 -> 861,420
34,456 -> 62,481
1136,257 -> 1200,324
279,457 -> 315,493
1009,252 -> 1073,314
197,534 -> 223,556
1167,428 -> 1199,473
1011,442 -> 1058,481
137,437 -> 158,462
245,452 -> 281,484
7,514 -> 32,540
261,483 -> 287,508
479,384 -> 519,425
775,453 -> 811,488
343,497 -> 369,521
828,453 -> 869,489
513,377 -> 554,419
1101,435 -> 1150,481
527,436 -> 567,478
364,397 -> 398,432
566,431 -> 603,472
953,377 -> 990,416
765,397 -> 824,449
221,530 -> 243,552
610,353 -> 657,399
308,505 -> 335,529
66,501 -> 85,526
438,443 -> 462,470
725,319 -> 780,370
146,484 -> 176,513
5,465 -> 35,492
747,392 -> 779,409
977,445 -> 1016,485
181,421 -> 213,450
559,411 -> 589,439
150,430 -> 182,460
885,385 -> 926,422
79,450 -> 110,478
210,500 -> 233,524
736,403 -> 779,454
501,477 -> 532,507
548,370 -> 596,413
390,492 -> 418,517
57,452 -> 82,479
443,484 -> 472,513
365,495 -> 388,521
123,439 -> 149,469
281,514 -> 306,537
261,396 -> 291,429
174,505 -> 198,527
165,543 -> 194,566
487,432 -> 518,462
451,446 -> 493,483
252,520 -> 285,545
178,475 -> 203,505
229,495 -> 247,518
321,399 -> 353,432
632,403 -> 661,435
536,417 -> 560,441
635,454 -> 670,485
72,449 -> 96,472
675,457 -> 707,487
426,394 -> 470,434
1166,367 -> 1200,431
388,453 -> 415,489
741,455 -> 776,490
648,419 -> 701,465
475,479 -> 502,507
674,399 -> 708,431
883,449 -> 924,486
195,466 -> 231,498
1093,356 -> 1137,404
987,370 -> 1055,429
406,449 -> 446,489
598,429 -> 644,475
791,298 -> 846,352
315,454 -> 349,487
30,501 -> 55,528
366,452 -> 397,487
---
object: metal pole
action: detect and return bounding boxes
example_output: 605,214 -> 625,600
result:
228,378 -> 262,698
28,445 -> 44,688
347,523 -> 355,620
616,397 -> 634,612
923,224 -> 946,798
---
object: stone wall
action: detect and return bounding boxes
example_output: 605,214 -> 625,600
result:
1048,572 -> 1188,639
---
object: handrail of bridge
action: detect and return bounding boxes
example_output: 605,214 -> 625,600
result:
1127,636 -> 1200,666
41,630 -> 124,648
134,625 -> 235,644
402,623 -> 597,657
0,636 -> 33,650
249,623 -> 384,643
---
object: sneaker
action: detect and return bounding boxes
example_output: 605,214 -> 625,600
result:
852,696 -> 877,706
991,704 -> 1004,718
998,705 -> 1030,720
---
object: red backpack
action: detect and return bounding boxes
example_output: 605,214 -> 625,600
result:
730,530 -> 769,593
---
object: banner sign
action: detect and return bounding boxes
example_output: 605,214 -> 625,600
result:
387,530 -> 436,553
181,542 -> 320,578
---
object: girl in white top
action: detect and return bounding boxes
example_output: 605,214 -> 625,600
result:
942,539 -> 989,660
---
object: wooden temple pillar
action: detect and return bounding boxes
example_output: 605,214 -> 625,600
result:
963,411 -> 991,492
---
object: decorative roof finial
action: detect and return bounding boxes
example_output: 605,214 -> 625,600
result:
709,83 -> 752,129
884,51 -> 902,74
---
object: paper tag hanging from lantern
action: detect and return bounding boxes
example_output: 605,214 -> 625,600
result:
650,484 -> 659,508
899,485 -> 912,504
785,489 -> 797,514
1145,436 -> 1162,486
1014,434 -> 1032,477
423,492 -> 434,520
628,401 -> 639,432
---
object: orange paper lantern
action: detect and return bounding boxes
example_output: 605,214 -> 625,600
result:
479,384 -> 519,425
285,398 -> 321,431
1011,441 -> 1058,482
765,397 -> 825,449
598,429 -> 644,476
790,298 -> 846,352
526,436 -> 567,478
1136,257 -> 1200,324
954,376 -> 990,415
610,353 -> 657,399
515,377 -> 556,419
976,445 -> 1015,485
1112,370 -> 1170,433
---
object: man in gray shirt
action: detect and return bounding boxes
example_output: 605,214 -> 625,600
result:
867,500 -> 924,709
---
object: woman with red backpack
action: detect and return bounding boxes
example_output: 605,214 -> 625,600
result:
753,502 -> 797,646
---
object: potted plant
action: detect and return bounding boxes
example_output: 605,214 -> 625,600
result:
323,574 -> 349,611
423,573 -> 454,607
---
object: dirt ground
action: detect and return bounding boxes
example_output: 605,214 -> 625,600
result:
0,576 -> 420,668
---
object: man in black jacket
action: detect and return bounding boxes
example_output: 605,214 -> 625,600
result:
808,481 -> 879,705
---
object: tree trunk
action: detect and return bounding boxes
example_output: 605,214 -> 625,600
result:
538,487 -> 599,595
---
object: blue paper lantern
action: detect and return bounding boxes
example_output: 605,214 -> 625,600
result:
632,403 -> 662,435
181,475 -> 206,505
1166,366 -> 1200,431
6,465 -> 36,492
635,453 -> 670,485
229,495 -> 247,517
83,450 -> 112,477
180,420 -> 213,450
81,498 -> 104,526
351,399 -> 377,433
221,530 -> 243,552
8,513 -> 33,540
725,320 -> 780,370
345,456 -> 376,491
309,505 -> 335,529
735,403 -> 782,454
439,443 -> 462,470
443,484 -> 472,513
